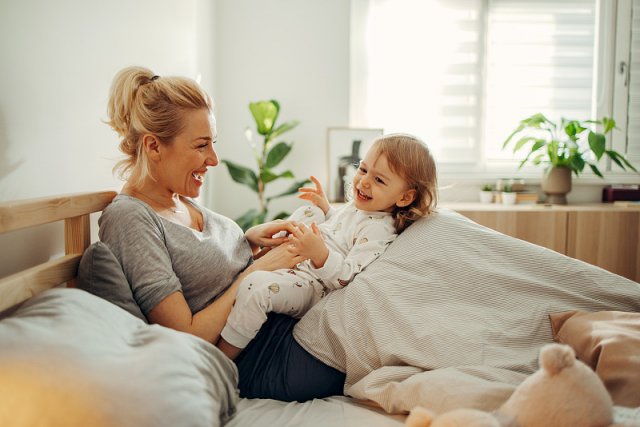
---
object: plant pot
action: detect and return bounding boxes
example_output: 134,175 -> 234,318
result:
541,167 -> 572,205
501,192 -> 517,205
479,190 -> 494,203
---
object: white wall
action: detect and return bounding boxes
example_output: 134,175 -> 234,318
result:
0,0 -> 212,201
0,0 -> 215,277
206,0 -> 350,219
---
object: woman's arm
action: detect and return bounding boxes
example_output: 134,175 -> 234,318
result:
146,244 -> 305,343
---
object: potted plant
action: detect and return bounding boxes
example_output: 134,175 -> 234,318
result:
503,113 -> 638,204
479,184 -> 494,203
501,184 -> 517,205
221,100 -> 310,230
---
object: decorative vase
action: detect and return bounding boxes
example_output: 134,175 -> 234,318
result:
541,166 -> 572,205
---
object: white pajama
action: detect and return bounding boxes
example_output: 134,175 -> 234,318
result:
221,203 -> 397,348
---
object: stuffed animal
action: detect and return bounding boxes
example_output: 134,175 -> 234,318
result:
405,343 -> 622,427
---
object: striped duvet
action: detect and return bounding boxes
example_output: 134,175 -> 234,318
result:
293,208 -> 640,413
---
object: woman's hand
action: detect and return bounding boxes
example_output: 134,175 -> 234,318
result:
249,243 -> 305,272
245,220 -> 299,252
287,223 -> 329,268
298,176 -> 330,215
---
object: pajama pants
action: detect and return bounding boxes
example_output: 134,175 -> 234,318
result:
221,205 -> 329,349
235,313 -> 346,402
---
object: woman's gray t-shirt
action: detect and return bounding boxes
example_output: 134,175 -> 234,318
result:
98,194 -> 253,315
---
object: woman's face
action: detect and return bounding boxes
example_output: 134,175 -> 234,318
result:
155,108 -> 218,198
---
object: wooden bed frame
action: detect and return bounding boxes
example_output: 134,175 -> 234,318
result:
0,191 -> 117,312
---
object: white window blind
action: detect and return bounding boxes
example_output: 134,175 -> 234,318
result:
483,0 -> 595,161
351,0 -> 484,164
350,0 -> 597,167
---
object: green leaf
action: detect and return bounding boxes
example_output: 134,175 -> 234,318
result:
523,113 -> 551,128
516,139 -> 546,169
588,163 -> 604,178
221,160 -> 258,192
269,121 -> 300,141
271,211 -> 290,221
606,150 -> 627,171
265,142 -> 293,168
512,136 -> 536,153
260,169 -> 294,185
587,131 -> 606,160
602,117 -> 616,133
607,150 -> 639,172
235,209 -> 268,231
531,139 -> 547,152
255,211 -> 268,225
564,122 -> 577,137
532,153 -> 546,165
569,155 -> 585,173
267,178 -> 311,202
235,209 -> 259,231
249,100 -> 280,136
502,123 -> 525,149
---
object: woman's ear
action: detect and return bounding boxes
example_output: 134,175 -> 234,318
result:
396,189 -> 417,208
142,134 -> 161,161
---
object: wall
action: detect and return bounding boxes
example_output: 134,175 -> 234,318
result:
0,0 -> 214,277
206,0 -> 350,219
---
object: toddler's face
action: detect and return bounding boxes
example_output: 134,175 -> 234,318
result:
352,148 -> 414,212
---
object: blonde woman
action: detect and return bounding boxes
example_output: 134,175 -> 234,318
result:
100,66 -> 302,345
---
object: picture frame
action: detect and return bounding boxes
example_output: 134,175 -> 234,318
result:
326,127 -> 384,202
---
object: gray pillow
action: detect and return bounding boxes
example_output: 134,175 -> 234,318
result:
77,241 -> 147,322
0,288 -> 238,427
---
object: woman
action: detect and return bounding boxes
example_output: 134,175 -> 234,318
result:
99,66 -> 303,345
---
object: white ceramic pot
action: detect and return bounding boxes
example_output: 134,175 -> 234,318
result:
501,192 -> 517,205
479,190 -> 494,203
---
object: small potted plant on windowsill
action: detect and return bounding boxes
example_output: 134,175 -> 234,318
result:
501,184 -> 517,205
479,184 -> 494,203
502,113 -> 638,204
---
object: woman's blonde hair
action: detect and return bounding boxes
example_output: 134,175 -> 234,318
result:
106,66 -> 213,187
372,133 -> 438,233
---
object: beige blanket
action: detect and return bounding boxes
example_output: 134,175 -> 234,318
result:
293,209 -> 640,413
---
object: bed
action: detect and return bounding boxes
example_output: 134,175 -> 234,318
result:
0,191 -> 639,427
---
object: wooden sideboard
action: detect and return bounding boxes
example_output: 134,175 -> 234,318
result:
444,203 -> 640,282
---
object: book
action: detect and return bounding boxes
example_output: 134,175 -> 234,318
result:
494,192 -> 539,204
612,201 -> 640,207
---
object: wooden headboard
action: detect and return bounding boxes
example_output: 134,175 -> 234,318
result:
0,191 -> 117,312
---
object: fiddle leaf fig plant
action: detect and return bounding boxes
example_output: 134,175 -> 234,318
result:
503,113 -> 638,177
222,100 -> 310,231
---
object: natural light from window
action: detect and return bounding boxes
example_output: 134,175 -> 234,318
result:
351,0 -> 596,173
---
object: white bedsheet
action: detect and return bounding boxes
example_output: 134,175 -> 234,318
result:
226,396 -> 405,427
227,399 -> 640,426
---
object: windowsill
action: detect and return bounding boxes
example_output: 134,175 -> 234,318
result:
436,166 -> 639,204
438,167 -> 640,187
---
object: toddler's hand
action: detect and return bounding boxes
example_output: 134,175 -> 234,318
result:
287,223 -> 329,268
298,176 -> 330,215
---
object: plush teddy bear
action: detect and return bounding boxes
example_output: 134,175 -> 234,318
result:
405,343 -> 622,427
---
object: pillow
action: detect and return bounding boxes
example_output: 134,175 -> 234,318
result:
549,310 -> 640,407
76,241 -> 146,322
0,288 -> 238,427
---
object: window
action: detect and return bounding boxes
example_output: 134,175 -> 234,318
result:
351,0 -> 638,178
613,0 -> 640,165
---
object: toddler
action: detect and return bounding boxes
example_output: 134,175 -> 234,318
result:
218,133 -> 438,359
